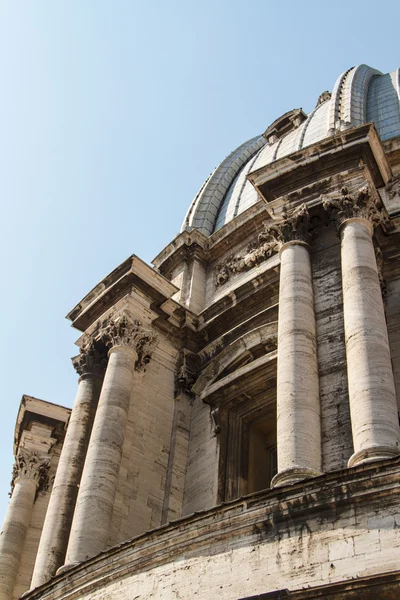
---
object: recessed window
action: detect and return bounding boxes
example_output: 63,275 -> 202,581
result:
248,417 -> 277,493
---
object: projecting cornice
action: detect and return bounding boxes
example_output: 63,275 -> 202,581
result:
152,228 -> 209,276
14,396 -> 70,456
66,255 -> 182,332
247,123 -> 392,221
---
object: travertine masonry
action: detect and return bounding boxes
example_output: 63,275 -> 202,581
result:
272,240 -> 321,486
31,348 -> 104,588
4,71 -> 400,600
22,460 -> 400,600
64,314 -> 153,565
340,217 -> 400,466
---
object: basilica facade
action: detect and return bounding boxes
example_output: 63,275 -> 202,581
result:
1,63 -> 400,599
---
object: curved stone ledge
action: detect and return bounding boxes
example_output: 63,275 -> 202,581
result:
25,458 -> 400,600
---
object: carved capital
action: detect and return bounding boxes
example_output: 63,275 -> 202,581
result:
265,203 -> 316,247
72,339 -> 107,378
99,313 -> 156,371
322,185 -> 386,231
175,350 -> 197,397
11,449 -> 50,493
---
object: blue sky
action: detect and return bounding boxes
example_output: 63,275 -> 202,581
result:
0,0 -> 399,524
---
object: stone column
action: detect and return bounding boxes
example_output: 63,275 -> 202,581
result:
30,344 -> 106,589
324,186 -> 400,466
0,450 -> 49,600
63,314 -> 155,567
268,205 -> 322,487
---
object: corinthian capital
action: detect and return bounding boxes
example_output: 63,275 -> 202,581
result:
322,185 -> 386,230
99,313 -> 156,371
264,203 -> 316,248
72,339 -> 108,377
11,449 -> 50,492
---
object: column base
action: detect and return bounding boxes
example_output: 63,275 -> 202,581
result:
348,445 -> 400,468
56,562 -> 82,576
271,466 -> 322,488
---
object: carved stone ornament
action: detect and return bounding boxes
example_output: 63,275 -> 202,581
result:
215,203 -> 315,288
386,176 -> 400,203
11,449 -> 50,493
175,350 -> 197,398
322,185 -> 386,230
72,339 -> 108,378
99,313 -> 156,371
316,90 -> 331,107
264,202 -> 316,246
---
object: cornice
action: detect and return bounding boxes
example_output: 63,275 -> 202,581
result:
23,458 -> 400,600
66,255 -> 180,332
248,123 -> 392,220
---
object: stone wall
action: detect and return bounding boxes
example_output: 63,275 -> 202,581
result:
108,335 -> 180,544
23,459 -> 400,600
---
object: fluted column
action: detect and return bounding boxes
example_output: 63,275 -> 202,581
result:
0,450 -> 49,600
63,314 -> 155,567
324,186 -> 400,466
30,344 -> 106,589
267,205 -> 322,487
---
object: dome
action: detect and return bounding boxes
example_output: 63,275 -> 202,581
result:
182,64 -> 400,236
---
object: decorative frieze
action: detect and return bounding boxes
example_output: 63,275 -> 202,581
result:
322,185 -> 386,230
98,313 -> 156,371
11,449 -> 50,493
215,203 -> 315,288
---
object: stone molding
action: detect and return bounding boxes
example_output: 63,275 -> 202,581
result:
215,204 -> 314,288
11,449 -> 50,493
99,313 -> 156,371
322,185 -> 386,230
21,458 -> 400,600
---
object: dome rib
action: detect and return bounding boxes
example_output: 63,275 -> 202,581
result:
341,64 -> 382,126
181,135 -> 266,236
182,64 -> 400,237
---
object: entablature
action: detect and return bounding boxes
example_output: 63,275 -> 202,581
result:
66,255 -> 200,337
248,123 -> 392,220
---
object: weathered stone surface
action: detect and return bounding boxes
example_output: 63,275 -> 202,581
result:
21,460 -> 400,600
4,83 -> 400,600
31,343 -> 106,588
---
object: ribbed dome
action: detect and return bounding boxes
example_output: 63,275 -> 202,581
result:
182,65 -> 400,236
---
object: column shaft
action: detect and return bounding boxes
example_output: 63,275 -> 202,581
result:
272,242 -> 322,487
31,373 -> 102,588
341,218 -> 400,466
0,477 -> 37,600
64,345 -> 136,565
